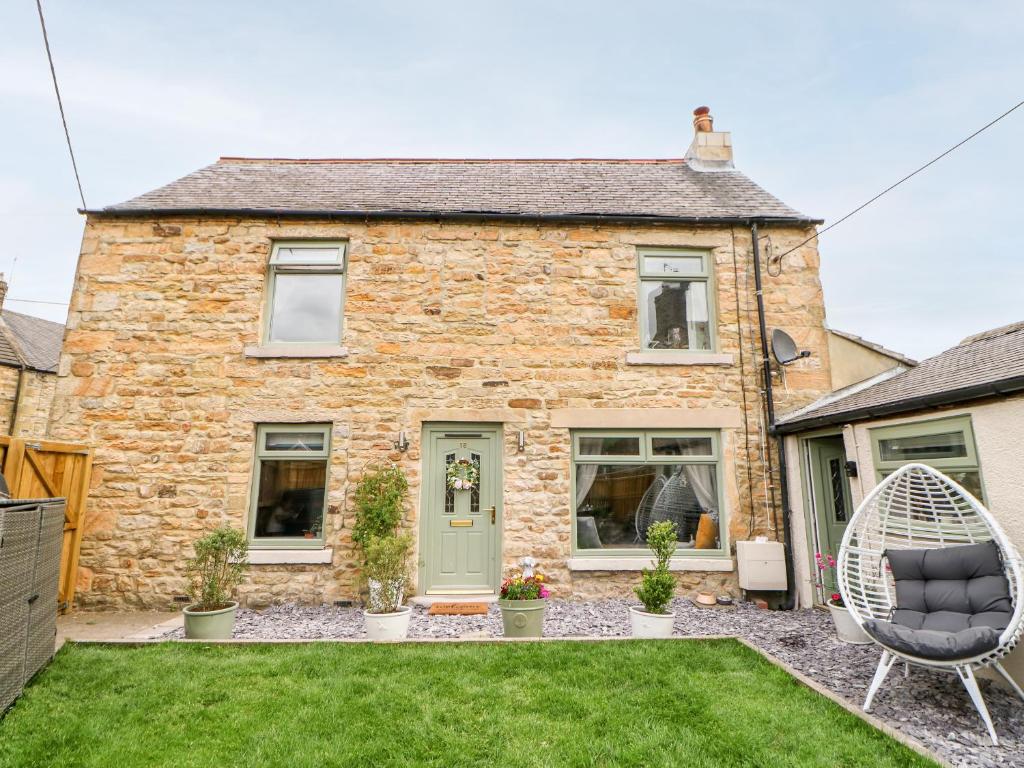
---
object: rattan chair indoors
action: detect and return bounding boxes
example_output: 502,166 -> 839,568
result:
838,463 -> 1024,744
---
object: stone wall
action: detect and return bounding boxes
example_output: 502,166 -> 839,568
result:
0,366 -> 57,438
52,216 -> 831,608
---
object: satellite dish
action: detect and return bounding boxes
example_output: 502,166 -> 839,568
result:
771,329 -> 811,365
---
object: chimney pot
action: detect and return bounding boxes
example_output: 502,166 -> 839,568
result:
693,106 -> 713,133
0,273 -> 7,313
685,107 -> 733,171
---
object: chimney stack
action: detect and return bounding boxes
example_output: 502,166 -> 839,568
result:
685,106 -> 734,171
0,273 -> 8,313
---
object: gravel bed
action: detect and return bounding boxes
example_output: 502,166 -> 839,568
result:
165,600 -> 1023,767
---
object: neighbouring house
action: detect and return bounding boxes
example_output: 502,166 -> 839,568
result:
52,107 -> 837,609
777,320 -> 1024,683
826,328 -> 916,390
0,275 -> 64,437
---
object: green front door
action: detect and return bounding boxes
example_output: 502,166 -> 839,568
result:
421,424 -> 501,594
808,435 -> 853,594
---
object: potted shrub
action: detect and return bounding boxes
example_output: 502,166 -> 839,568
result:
362,533 -> 413,641
353,463 -> 409,596
183,526 -> 248,640
497,565 -> 550,638
630,520 -> 678,638
815,551 -> 871,644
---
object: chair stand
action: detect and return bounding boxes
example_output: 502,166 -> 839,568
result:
863,651 -> 897,712
992,662 -> 1024,702
956,665 -> 999,745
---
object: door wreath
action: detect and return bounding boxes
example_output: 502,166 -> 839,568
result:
446,458 -> 479,491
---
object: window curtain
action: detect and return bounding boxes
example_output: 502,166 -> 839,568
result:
683,464 -> 717,513
575,464 -> 599,508
685,283 -> 709,349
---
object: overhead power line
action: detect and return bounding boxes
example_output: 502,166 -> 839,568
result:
772,98 -> 1024,264
35,0 -> 86,209
6,297 -> 69,307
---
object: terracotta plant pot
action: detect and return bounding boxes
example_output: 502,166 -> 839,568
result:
498,598 -> 546,638
183,601 -> 238,640
695,513 -> 719,549
629,606 -> 675,638
827,600 -> 872,644
363,606 -> 412,641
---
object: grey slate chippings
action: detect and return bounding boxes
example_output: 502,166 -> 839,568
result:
164,599 -> 1023,767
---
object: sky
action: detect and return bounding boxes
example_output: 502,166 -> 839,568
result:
2,1 -> 1022,360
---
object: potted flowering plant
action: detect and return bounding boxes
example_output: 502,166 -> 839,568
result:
630,520 -> 677,638
497,561 -> 550,638
815,551 -> 870,644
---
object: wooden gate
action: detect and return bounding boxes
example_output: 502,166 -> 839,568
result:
0,437 -> 93,612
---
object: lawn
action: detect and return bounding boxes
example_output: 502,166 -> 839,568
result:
0,639 -> 935,768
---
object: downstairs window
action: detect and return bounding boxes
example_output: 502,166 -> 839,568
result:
572,430 -> 725,556
248,424 -> 331,548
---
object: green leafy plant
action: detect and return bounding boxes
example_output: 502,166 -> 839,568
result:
186,526 -> 248,612
634,520 -> 678,614
363,533 -> 412,614
352,464 -> 408,553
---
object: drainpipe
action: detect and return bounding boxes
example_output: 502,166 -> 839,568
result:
750,222 -> 797,610
8,364 -> 25,436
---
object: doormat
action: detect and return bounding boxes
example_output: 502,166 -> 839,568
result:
428,602 -> 490,616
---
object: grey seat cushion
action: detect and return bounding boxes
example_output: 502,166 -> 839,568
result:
863,620 -> 1001,661
862,541 -> 1012,661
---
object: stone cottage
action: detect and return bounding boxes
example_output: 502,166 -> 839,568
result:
0,276 -> 64,438
53,108 -> 835,608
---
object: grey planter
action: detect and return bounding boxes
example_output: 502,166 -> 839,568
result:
183,601 -> 238,640
498,598 -> 546,638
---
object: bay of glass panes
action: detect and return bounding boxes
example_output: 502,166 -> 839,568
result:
642,280 -> 710,350
878,431 -> 967,462
269,273 -> 344,343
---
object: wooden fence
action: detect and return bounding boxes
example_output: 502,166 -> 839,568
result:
0,437 -> 93,612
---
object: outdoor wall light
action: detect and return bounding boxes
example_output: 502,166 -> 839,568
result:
393,431 -> 410,452
517,431 -> 526,452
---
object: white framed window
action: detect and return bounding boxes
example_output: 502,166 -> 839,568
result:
264,241 -> 346,345
248,424 -> 331,548
572,429 -> 725,556
637,248 -> 715,351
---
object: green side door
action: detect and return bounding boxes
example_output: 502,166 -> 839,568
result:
421,425 -> 501,594
808,436 -> 853,593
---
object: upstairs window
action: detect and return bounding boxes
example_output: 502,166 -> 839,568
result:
637,248 -> 713,351
265,241 -> 346,345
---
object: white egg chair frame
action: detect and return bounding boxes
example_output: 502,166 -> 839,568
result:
837,463 -> 1024,745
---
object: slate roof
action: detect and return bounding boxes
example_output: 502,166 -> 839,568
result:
95,158 -> 816,223
777,321 -> 1024,432
0,310 -> 65,373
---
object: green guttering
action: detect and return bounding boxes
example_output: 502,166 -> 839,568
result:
78,208 -> 824,227
773,374 -> 1024,435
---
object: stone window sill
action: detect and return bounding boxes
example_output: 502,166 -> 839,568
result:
625,351 -> 734,366
567,556 -> 733,572
244,345 -> 349,359
248,548 -> 333,565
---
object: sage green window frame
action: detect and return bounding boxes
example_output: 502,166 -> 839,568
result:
247,423 -> 332,549
869,415 -> 986,503
636,247 -> 718,353
262,240 -> 347,346
570,428 -> 727,557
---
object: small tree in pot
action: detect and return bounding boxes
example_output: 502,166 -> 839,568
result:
183,526 -> 248,640
352,463 -> 413,640
630,520 -> 678,638
363,533 -> 413,640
